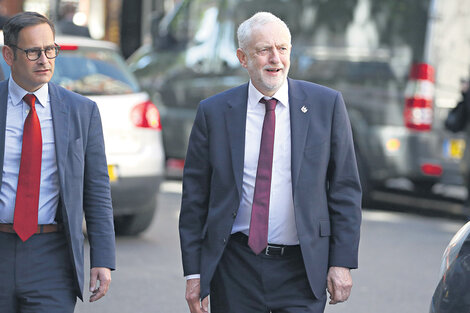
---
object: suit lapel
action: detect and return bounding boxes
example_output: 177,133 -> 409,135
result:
288,79 -> 310,191
49,83 -> 70,188
0,81 -> 8,184
225,85 -> 248,198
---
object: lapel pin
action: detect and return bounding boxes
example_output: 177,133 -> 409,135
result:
301,106 -> 308,113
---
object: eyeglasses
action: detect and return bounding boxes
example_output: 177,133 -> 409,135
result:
9,44 -> 61,61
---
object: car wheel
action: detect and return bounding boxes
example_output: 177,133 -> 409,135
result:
114,195 -> 157,236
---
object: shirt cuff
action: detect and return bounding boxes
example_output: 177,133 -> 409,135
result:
185,274 -> 201,280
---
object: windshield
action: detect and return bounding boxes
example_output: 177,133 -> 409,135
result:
53,47 -> 140,95
230,0 -> 429,79
147,0 -> 431,125
231,0 -> 429,125
0,45 -> 141,96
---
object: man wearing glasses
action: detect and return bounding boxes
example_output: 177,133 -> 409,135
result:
0,12 -> 115,312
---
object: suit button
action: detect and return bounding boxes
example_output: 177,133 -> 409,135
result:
223,238 -> 227,244
232,212 -> 237,218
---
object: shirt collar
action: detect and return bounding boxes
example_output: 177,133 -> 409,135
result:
9,76 -> 49,108
248,79 -> 289,109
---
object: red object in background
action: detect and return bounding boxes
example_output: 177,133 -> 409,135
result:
421,163 -> 443,176
59,44 -> 79,51
404,63 -> 435,131
130,100 -> 162,130
166,158 -> 185,170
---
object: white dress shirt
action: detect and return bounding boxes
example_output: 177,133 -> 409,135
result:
0,77 -> 60,224
186,80 -> 299,280
231,80 -> 298,245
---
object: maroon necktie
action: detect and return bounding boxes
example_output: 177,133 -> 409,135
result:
248,98 -> 277,254
13,94 -> 42,242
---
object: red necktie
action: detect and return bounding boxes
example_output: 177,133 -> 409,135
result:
13,94 -> 42,242
248,98 -> 277,254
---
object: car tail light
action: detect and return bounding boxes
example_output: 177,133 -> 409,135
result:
130,100 -> 162,130
59,44 -> 79,51
404,63 -> 435,131
167,158 -> 185,170
421,163 -> 443,176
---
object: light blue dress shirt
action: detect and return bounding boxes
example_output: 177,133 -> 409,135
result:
0,77 -> 60,224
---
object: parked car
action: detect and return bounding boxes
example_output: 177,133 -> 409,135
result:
0,35 -> 165,235
128,0 -> 470,210
430,221 -> 470,312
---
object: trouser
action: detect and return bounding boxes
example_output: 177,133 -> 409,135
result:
210,232 -> 327,313
0,231 -> 77,313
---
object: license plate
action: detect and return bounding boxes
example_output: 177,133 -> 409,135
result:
443,139 -> 466,160
108,165 -> 118,182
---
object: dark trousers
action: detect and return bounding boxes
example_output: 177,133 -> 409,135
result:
0,232 -> 77,313
210,234 -> 326,313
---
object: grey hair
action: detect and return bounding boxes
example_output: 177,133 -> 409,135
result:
237,12 -> 291,51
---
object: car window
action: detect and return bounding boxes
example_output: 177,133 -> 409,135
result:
163,0 -> 218,48
0,45 -> 140,95
52,47 -> 140,95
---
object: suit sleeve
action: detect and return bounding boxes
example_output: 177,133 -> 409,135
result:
179,103 -> 212,276
327,92 -> 362,269
83,103 -> 116,270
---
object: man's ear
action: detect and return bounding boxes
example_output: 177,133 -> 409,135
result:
2,46 -> 14,66
236,48 -> 248,68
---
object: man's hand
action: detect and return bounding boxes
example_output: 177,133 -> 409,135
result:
327,266 -> 352,304
185,278 -> 209,313
89,267 -> 112,302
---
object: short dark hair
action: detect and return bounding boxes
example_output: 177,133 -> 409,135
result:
3,12 -> 55,47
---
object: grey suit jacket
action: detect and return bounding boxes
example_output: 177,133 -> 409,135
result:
0,80 -> 116,300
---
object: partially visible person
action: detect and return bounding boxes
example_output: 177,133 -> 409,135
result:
179,11 -> 362,313
445,78 -> 470,218
0,12 -> 115,312
455,80 -> 470,218
56,2 -> 91,37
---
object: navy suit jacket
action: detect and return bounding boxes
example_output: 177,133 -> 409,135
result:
0,80 -> 116,300
179,78 -> 362,299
